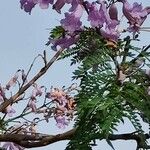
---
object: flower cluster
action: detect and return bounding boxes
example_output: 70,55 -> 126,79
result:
26,83 -> 44,112
45,85 -> 77,128
0,68 -> 77,129
20,0 -> 54,14
0,70 -> 27,117
118,0 -> 150,34
24,84 -> 77,129
20,0 -> 150,50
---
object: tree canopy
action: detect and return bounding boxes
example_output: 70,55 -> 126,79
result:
0,0 -> 150,149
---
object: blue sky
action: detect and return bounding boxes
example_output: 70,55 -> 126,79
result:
0,1 -> 150,150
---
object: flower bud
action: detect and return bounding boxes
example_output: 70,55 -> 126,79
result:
109,3 -> 118,20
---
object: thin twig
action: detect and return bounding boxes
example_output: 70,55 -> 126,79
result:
0,48 -> 64,112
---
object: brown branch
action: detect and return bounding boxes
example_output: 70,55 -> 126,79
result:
0,128 -> 150,149
0,48 -> 64,112
0,128 -> 75,148
130,44 -> 150,64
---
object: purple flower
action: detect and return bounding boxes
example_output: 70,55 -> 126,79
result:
28,99 -> 37,112
118,0 -> 150,33
53,0 -> 66,13
87,2 -> 120,41
6,72 -> 19,90
50,34 -> 79,51
2,142 -> 24,150
87,2 -> 106,28
20,0 -> 36,14
100,20 -> 120,41
109,3 -> 118,21
69,0 -> 81,12
31,83 -> 43,97
5,105 -> 16,117
100,3 -> 120,41
60,4 -> 83,33
56,103 -> 67,112
38,0 -> 54,9
52,0 -> 76,13
100,28 -> 120,41
55,115 -> 69,129
20,0 -> 53,13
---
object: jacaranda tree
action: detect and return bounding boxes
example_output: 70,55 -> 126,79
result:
0,0 -> 150,149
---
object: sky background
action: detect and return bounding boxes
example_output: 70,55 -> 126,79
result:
0,0 -> 150,150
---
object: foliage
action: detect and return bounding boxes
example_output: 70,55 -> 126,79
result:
50,27 -> 150,149
1,0 -> 150,150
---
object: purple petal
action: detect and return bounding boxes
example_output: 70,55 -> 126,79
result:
87,2 -> 105,27
20,0 -> 36,14
60,4 -> 83,33
6,105 -> 16,117
100,28 -> 120,41
50,35 -> 79,50
109,3 -> 118,20
38,0 -> 54,9
53,0 -> 66,13
69,0 -> 80,12
55,115 -> 68,129
118,0 -> 150,33
28,99 -> 37,112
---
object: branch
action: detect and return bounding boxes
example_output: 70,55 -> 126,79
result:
130,44 -> 150,64
121,36 -> 131,64
0,48 -> 64,112
0,128 -> 75,148
0,128 -> 150,149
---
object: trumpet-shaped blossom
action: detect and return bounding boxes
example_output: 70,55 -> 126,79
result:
55,115 -> 69,129
20,0 -> 36,14
2,142 -> 24,150
31,83 -> 43,98
53,0 -> 66,13
60,4 -> 83,33
100,3 -> 120,41
5,105 -> 16,117
109,3 -> 118,21
20,0 -> 53,13
38,0 -> 54,9
47,88 -> 67,104
50,34 -> 80,51
87,1 -> 120,41
100,20 -> 120,41
6,72 -> 19,90
45,86 -> 76,126
56,102 -> 67,112
69,0 -> 81,12
118,0 -> 150,33
53,0 -> 80,13
87,2 -> 106,28
28,99 -> 37,112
